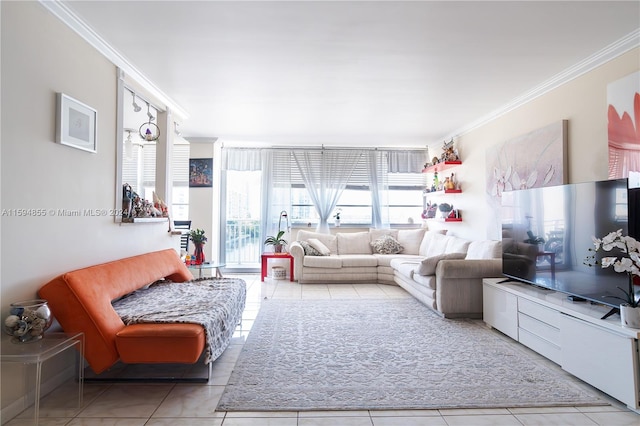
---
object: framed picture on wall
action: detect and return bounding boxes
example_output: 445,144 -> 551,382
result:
189,158 -> 213,187
56,93 -> 97,153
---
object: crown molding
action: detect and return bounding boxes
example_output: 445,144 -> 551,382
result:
39,0 -> 189,120
445,28 -> 640,142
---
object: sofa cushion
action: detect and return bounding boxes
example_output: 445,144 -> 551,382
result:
412,273 -> 437,290
423,232 -> 451,257
116,323 -> 205,364
390,258 -> 420,280
370,235 -> 404,254
466,240 -> 502,259
298,240 -> 323,256
339,255 -> 379,267
303,255 -> 342,268
445,236 -> 471,254
415,252 -> 467,276
418,230 -> 448,256
369,228 -> 399,242
397,229 -> 426,255
337,231 -> 373,254
307,238 -> 331,256
297,230 -> 338,254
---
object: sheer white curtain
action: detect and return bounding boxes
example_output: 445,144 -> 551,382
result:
369,150 -> 389,228
293,149 -> 364,233
222,148 -> 291,251
387,150 -> 428,173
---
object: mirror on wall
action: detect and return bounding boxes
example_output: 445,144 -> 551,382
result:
116,85 -> 169,222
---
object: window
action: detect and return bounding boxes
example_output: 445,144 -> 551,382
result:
172,143 -> 190,220
277,150 -> 427,226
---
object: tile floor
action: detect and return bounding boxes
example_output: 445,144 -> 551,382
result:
6,274 -> 640,425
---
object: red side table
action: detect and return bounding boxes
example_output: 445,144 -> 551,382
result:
261,252 -> 295,282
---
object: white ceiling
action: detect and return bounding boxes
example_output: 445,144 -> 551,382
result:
58,1 -> 639,147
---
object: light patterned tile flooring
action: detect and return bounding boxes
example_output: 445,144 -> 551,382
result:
7,274 -> 640,425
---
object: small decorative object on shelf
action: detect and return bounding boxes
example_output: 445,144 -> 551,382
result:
189,228 -> 208,265
333,210 -> 341,227
584,229 -> 640,327
122,184 -> 168,222
438,203 -> 453,219
423,139 -> 461,172
421,201 -> 438,219
447,209 -> 461,221
4,299 -> 53,343
440,139 -> 460,163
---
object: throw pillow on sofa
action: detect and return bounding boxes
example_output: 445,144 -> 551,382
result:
307,238 -> 332,256
466,240 -> 501,259
371,235 -> 404,254
415,252 -> 467,276
298,240 -> 324,256
369,228 -> 399,242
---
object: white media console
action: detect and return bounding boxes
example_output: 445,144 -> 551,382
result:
483,278 -> 640,410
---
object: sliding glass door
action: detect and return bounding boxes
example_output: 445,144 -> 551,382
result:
221,169 -> 262,271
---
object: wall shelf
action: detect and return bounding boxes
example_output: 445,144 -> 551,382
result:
423,189 -> 462,196
121,217 -> 168,224
422,161 -> 462,173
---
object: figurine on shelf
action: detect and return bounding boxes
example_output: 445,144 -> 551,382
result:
444,177 -> 455,190
450,172 -> 458,190
433,171 -> 440,190
441,139 -> 460,163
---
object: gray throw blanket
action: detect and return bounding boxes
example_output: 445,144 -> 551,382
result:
112,277 -> 246,363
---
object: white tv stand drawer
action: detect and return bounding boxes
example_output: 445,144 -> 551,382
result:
483,278 -> 640,410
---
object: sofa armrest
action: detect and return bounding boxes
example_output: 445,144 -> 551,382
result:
290,241 -> 305,282
436,258 -> 502,279
434,258 -> 502,318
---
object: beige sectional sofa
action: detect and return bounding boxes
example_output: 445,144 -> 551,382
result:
289,228 -> 502,318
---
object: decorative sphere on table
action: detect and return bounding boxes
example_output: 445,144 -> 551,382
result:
4,299 -> 52,343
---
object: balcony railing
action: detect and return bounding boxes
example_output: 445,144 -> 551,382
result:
224,219 -> 261,267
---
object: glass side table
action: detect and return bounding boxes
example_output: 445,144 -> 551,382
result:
188,262 -> 225,279
1,331 -> 84,424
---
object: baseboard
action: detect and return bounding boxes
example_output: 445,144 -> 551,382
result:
0,365 -> 75,425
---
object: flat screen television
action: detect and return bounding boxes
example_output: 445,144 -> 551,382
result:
501,178 -> 635,309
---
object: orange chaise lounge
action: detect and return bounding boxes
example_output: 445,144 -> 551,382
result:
38,249 -> 208,375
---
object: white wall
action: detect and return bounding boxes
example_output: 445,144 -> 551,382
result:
1,2 -> 179,416
186,139 -> 218,262
436,48 -> 640,241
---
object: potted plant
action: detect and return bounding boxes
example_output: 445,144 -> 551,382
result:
585,229 -> 640,327
264,230 -> 287,253
333,210 -> 341,227
189,229 -> 208,264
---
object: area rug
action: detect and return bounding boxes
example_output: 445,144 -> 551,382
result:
217,298 -> 607,411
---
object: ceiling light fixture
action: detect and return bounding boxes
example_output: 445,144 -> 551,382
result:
146,102 -> 155,122
124,129 -> 134,159
131,92 -> 142,113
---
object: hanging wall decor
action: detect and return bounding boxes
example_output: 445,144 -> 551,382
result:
139,103 -> 160,142
607,71 -> 640,180
56,93 -> 97,153
189,158 -> 213,187
485,120 -> 568,240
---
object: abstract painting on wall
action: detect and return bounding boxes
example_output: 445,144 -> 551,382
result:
485,120 -> 567,239
607,71 -> 640,181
